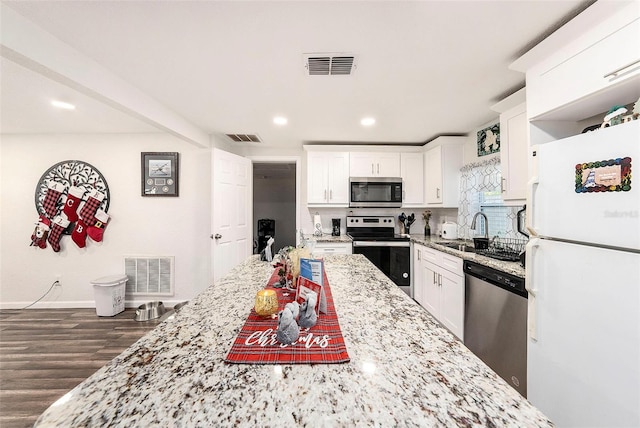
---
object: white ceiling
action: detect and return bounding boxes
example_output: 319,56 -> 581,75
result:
1,0 -> 592,148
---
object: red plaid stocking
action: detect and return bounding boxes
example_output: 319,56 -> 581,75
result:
63,186 -> 85,223
48,215 -> 70,252
42,182 -> 65,219
78,189 -> 105,225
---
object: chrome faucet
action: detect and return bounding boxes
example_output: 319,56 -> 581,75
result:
471,212 -> 489,239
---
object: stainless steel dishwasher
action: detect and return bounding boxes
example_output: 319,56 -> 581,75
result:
463,260 -> 528,397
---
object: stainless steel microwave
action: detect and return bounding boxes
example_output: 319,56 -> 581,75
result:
349,177 -> 403,208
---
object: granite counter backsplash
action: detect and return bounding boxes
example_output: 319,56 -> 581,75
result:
304,233 -> 526,277
410,235 -> 526,278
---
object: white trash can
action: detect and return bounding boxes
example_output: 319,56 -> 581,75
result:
91,274 -> 128,316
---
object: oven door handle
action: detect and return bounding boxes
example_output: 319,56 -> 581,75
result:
352,241 -> 410,248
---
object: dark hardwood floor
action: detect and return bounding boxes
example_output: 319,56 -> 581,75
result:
0,308 -> 162,428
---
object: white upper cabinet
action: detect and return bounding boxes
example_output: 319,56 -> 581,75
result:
400,152 -> 424,206
424,146 -> 443,204
424,137 -> 464,207
306,151 -> 349,206
500,102 -> 528,202
491,89 -> 528,204
350,152 -> 401,177
511,1 -> 640,120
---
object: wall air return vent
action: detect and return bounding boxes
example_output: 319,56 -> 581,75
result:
225,134 -> 262,143
124,256 -> 174,296
304,53 -> 356,76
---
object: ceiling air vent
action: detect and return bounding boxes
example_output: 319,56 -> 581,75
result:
304,53 -> 356,76
225,134 -> 262,143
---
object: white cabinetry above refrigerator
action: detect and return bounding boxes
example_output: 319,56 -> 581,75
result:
512,2 -> 640,120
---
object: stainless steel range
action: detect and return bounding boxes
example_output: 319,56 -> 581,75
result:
347,215 -> 411,296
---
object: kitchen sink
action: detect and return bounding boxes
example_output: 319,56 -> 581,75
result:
435,241 -> 476,253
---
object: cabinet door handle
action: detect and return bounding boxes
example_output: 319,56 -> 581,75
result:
501,177 -> 506,193
371,164 -> 374,174
324,190 -> 327,200
604,59 -> 640,79
438,273 -> 442,287
377,163 -> 380,174
436,188 -> 440,199
433,272 -> 436,284
330,189 -> 333,200
417,249 -> 421,261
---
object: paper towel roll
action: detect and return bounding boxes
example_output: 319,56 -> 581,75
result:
313,214 -> 322,236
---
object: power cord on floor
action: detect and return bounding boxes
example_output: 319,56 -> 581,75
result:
21,280 -> 60,310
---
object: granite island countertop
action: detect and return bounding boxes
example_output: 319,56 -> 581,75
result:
35,254 -> 549,427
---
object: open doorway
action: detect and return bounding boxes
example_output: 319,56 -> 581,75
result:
252,162 -> 297,254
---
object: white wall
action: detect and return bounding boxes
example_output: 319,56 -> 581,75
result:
0,133 -> 211,309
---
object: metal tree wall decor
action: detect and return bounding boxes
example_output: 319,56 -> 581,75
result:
34,160 -> 110,235
31,160 -> 111,246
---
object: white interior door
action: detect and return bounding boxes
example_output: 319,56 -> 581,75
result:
211,148 -> 251,283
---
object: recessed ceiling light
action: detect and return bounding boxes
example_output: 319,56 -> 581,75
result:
361,117 -> 375,126
51,100 -> 76,110
273,116 -> 288,125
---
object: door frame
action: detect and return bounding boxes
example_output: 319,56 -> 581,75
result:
246,155 -> 301,246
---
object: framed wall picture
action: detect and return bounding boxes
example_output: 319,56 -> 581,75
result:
141,152 -> 179,196
477,123 -> 500,157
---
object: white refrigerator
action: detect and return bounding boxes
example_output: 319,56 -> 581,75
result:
526,120 -> 640,427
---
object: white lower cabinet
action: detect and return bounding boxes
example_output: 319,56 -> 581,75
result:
413,244 -> 464,340
312,242 -> 352,255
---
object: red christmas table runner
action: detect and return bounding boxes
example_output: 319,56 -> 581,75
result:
225,268 -> 350,364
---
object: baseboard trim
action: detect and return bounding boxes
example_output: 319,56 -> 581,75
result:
0,299 -> 185,310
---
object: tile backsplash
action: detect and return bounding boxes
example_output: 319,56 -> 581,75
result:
457,157 -> 525,240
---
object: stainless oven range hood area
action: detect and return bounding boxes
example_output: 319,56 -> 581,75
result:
349,177 -> 403,208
